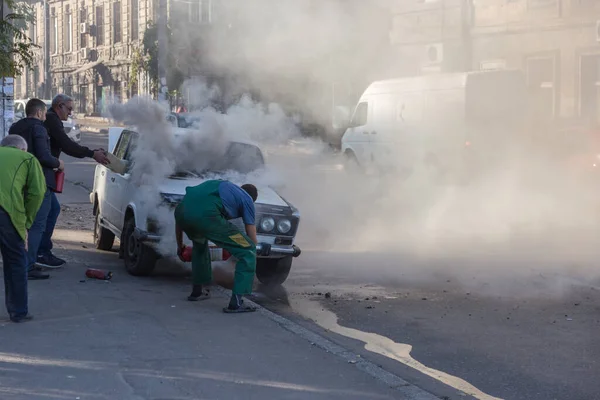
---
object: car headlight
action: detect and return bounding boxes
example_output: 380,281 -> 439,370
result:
277,218 -> 292,234
260,217 -> 275,232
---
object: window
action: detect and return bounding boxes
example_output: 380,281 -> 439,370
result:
114,130 -> 133,159
130,0 -> 139,40
113,2 -> 122,43
579,54 -> 600,125
200,0 -> 212,24
80,8 -> 87,48
350,102 -> 368,127
64,5 -> 73,53
528,0 -> 557,8
526,56 -> 556,119
189,1 -> 200,23
96,6 -> 104,46
189,0 -> 211,23
50,9 -> 57,54
29,19 -> 36,44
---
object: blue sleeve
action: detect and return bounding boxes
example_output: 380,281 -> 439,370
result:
33,125 -> 60,169
241,196 -> 255,225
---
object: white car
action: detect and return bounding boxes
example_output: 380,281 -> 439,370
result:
89,126 -> 302,286
13,99 -> 82,143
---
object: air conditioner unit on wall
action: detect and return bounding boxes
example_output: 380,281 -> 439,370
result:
425,43 -> 444,65
80,48 -> 90,61
596,20 -> 600,42
80,22 -> 88,34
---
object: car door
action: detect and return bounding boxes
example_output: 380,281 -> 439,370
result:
343,100 -> 373,166
103,129 -> 132,226
380,92 -> 425,172
111,132 -> 137,231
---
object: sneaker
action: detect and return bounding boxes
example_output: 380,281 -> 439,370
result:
36,254 -> 65,269
28,270 -> 50,280
10,314 -> 33,323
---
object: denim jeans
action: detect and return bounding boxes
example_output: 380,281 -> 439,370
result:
0,207 -> 29,320
27,189 -> 51,271
38,191 -> 60,258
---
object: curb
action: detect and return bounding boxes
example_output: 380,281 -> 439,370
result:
211,285 -> 443,400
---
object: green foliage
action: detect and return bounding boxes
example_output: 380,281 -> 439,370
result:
138,21 -> 184,96
0,0 -> 39,77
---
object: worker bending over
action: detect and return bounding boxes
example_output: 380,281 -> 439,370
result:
175,179 -> 259,313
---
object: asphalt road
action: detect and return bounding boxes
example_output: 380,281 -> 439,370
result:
66,132 -> 599,400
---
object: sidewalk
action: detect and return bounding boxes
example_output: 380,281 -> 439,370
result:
0,226 -> 436,399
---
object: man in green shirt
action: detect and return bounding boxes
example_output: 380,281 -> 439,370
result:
0,135 -> 46,322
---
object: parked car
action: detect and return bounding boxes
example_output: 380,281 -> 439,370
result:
13,99 -> 82,143
89,126 -> 302,285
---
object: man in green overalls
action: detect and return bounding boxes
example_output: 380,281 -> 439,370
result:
174,179 -> 259,313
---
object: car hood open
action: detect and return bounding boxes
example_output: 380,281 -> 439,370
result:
158,177 -> 289,207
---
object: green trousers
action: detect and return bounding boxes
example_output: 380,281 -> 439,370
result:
174,180 -> 256,295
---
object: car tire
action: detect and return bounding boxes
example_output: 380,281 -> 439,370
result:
122,218 -> 158,276
94,212 -> 115,251
344,150 -> 362,174
256,256 -> 293,286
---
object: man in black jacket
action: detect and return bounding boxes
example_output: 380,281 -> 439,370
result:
8,98 -> 65,279
37,94 -> 109,268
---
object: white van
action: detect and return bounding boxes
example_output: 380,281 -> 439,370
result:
340,70 -> 528,180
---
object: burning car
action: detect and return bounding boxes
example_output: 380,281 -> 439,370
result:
89,126 -> 301,286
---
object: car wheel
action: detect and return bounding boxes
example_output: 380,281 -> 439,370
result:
344,150 -> 362,174
122,218 -> 158,276
256,256 -> 293,286
94,212 -> 115,250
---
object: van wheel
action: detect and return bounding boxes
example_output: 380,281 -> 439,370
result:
344,151 -> 362,173
256,257 -> 293,286
94,212 -> 115,251
122,218 -> 158,276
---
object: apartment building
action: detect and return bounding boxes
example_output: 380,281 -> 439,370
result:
389,0 -> 600,126
14,0 -> 160,115
472,0 -> 600,125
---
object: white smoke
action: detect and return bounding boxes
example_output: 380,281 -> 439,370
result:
107,79 -> 301,257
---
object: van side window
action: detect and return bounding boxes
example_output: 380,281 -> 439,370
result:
351,102 -> 368,127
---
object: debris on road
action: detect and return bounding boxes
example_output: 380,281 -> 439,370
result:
324,292 -> 331,299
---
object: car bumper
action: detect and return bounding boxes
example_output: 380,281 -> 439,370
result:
133,228 -> 301,258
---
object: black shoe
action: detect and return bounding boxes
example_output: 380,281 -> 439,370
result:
187,285 -> 211,301
36,254 -> 65,269
10,314 -> 33,323
28,270 -> 50,280
223,294 -> 257,313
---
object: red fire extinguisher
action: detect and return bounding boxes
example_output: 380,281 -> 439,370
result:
181,245 -> 193,262
55,170 -> 65,194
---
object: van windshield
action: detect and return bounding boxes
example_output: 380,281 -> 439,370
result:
465,71 -> 527,128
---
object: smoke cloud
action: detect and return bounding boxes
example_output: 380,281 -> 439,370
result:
103,1 -> 600,298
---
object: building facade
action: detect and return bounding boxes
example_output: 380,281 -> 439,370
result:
389,0 -> 600,126
471,0 -> 600,125
15,0 -> 162,116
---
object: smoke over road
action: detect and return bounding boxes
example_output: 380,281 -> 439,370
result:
103,0 -> 600,299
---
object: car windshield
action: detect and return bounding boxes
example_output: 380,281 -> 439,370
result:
128,133 -> 264,178
173,142 -> 265,177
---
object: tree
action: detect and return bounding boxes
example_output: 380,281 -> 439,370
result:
134,21 -> 183,98
0,0 -> 38,77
